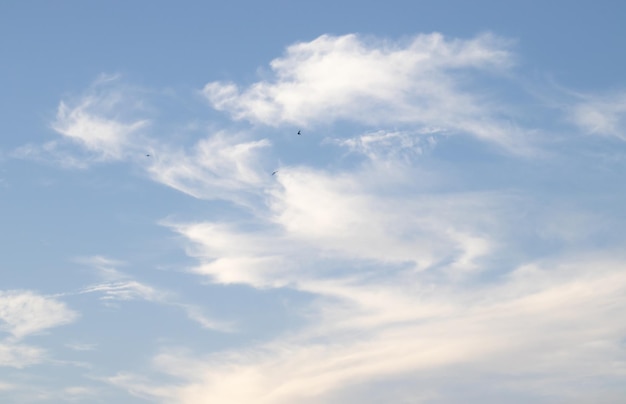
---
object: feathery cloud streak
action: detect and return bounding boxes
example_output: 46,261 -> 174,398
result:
0,291 -> 77,369
15,31 -> 626,402
108,253 -> 626,403
203,33 -> 535,152
0,290 -> 77,340
570,92 -> 626,140
75,256 -> 233,332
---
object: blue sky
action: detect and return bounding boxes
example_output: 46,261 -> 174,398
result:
2,1 -> 626,402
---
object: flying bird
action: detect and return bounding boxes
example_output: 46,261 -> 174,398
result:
146,154 -> 151,157
272,171 -> 278,176
297,130 -> 301,135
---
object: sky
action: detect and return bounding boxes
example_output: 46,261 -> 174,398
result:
1,1 -> 626,402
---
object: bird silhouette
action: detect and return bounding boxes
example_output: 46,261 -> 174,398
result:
297,130 -> 301,135
146,154 -> 151,157
272,171 -> 278,176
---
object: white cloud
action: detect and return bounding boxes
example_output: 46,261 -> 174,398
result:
203,33 -> 535,152
74,255 -> 129,281
0,290 -> 78,340
570,92 -> 626,140
176,304 -> 235,332
15,75 -> 276,205
81,281 -> 162,302
0,291 -> 76,370
63,386 -> 97,398
269,167 -> 499,272
84,280 -> 232,331
165,162 -> 513,297
0,343 -> 46,368
14,32 -> 534,207
107,373 -> 177,402
114,136 -> 626,402
12,75 -> 151,169
11,140 -> 94,169
332,130 -> 437,165
146,132 -> 272,203
107,252 -> 626,403
50,78 -> 150,161
76,257 -> 233,332
12,32 -> 626,403
167,221 -> 293,287
65,342 -> 97,352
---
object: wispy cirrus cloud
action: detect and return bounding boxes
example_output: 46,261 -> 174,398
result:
267,167 -> 499,273
114,94 -> 626,401
73,255 -> 129,281
0,343 -> 45,369
570,91 -> 626,140
107,252 -> 626,403
13,76 -> 274,205
0,290 -> 78,340
166,221 -> 293,287
75,256 -> 234,332
65,342 -> 97,352
11,140 -> 95,169
12,31 -> 626,402
50,98 -> 148,161
332,129 -> 438,165
13,75 -> 150,167
203,33 -> 536,153
146,131 -> 272,203
49,74 -> 150,162
0,291 -> 77,369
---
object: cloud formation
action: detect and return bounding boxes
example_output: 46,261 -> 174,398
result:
12,76 -> 150,168
15,78 -> 273,204
0,343 -> 45,369
203,33 -> 534,152
76,256 -> 233,332
570,92 -> 626,140
50,75 -> 150,161
51,99 -> 148,161
0,291 -> 77,369
94,34 -> 626,402
12,31 -> 626,402
0,290 -> 78,340
146,132 -> 272,203
107,252 -> 626,403
143,150 -> 626,403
